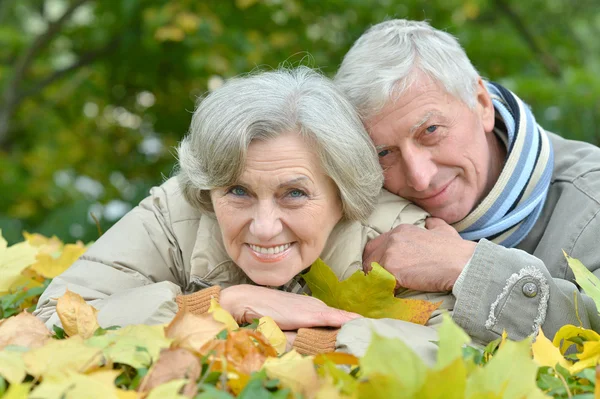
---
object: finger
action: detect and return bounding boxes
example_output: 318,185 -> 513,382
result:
315,308 -> 361,328
283,331 -> 297,351
425,217 -> 455,233
363,233 -> 389,270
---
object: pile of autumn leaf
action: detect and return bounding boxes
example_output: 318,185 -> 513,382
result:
2,232 -> 600,398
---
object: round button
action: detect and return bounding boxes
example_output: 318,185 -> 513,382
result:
522,282 -> 538,298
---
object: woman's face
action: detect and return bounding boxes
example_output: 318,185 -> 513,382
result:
211,132 -> 343,286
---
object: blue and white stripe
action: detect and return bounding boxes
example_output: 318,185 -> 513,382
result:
453,82 -> 554,248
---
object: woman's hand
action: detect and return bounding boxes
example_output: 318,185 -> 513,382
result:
219,284 -> 360,330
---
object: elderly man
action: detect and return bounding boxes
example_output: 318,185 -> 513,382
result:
334,19 -> 600,345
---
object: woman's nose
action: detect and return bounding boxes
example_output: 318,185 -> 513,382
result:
249,201 -> 283,241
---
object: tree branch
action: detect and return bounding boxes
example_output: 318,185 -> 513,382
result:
0,0 -> 92,144
494,0 -> 562,79
16,39 -> 117,102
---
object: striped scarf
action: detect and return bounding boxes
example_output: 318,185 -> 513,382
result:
452,82 -> 554,248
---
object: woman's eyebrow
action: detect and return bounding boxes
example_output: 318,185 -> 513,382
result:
278,177 -> 310,189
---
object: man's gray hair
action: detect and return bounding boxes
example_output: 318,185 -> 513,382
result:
177,67 -> 383,222
334,19 -> 480,119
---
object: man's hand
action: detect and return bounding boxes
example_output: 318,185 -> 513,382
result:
362,217 -> 476,292
219,284 -> 360,330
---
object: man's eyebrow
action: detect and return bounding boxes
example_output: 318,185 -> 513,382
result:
278,177 -> 309,188
409,111 -> 439,134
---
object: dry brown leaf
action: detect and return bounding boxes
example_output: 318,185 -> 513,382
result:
0,311 -> 51,350
56,289 -> 100,338
200,329 -> 277,375
164,309 -> 226,353
138,348 -> 200,397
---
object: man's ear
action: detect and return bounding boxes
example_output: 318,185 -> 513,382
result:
475,78 -> 495,133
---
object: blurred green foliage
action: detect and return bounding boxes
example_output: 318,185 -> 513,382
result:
1,0 -> 599,244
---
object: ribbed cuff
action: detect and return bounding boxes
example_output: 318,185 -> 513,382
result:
175,285 -> 221,315
293,327 -> 339,355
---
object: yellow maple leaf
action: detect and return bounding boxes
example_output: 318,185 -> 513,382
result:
570,340 -> 600,374
56,289 -> 100,338
29,371 -> 120,399
30,243 -> 87,279
532,328 -> 571,369
146,379 -> 188,399
23,335 -> 103,378
86,324 -> 172,369
23,232 -> 64,255
466,338 -> 547,399
208,298 -> 239,331
0,230 -> 38,295
263,350 -> 319,396
359,332 -> 427,396
564,251 -> 600,313
256,316 -> 287,355
1,382 -> 32,399
553,324 -> 600,354
303,259 -> 440,324
0,350 -> 26,384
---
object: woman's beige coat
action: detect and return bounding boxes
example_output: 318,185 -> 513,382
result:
34,177 -> 454,331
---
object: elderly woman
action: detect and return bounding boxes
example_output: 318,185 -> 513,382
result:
35,67 -> 451,355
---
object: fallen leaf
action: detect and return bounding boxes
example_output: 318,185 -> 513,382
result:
532,328 -> 571,369
0,311 -> 51,350
165,309 -> 226,353
553,324 -> 600,354
571,340 -> 600,374
256,316 -> 286,355
359,332 -> 427,396
30,243 -> 87,279
208,298 -> 239,331
23,232 -> 64,254
436,313 -> 471,370
564,251 -> 600,312
56,289 -> 100,338
1,382 -> 32,399
466,338 -> 546,398
0,350 -> 26,384
201,329 -> 277,375
263,350 -> 319,396
86,324 -> 172,369
138,348 -> 201,397
314,352 -> 359,366
316,357 -> 357,395
29,371 -> 120,399
303,259 -> 440,324
0,230 -> 38,295
417,358 -> 467,399
23,335 -> 103,378
145,379 -> 188,399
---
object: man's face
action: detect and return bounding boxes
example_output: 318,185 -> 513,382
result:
366,73 -> 499,224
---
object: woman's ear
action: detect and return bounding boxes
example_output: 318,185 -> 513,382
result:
475,78 -> 495,133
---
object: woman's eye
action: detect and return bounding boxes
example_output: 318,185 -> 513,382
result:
228,186 -> 247,196
378,149 -> 391,157
288,189 -> 306,198
425,125 -> 438,134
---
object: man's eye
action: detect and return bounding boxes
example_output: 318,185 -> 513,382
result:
378,149 -> 391,157
228,186 -> 247,196
426,125 -> 438,134
288,189 -> 306,198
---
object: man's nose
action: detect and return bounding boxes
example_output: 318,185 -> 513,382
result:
249,201 -> 283,241
401,147 -> 437,192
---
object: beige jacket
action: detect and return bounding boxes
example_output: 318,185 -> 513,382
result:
35,177 -> 454,330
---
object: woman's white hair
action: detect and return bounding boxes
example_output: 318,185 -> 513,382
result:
177,67 -> 383,222
334,19 -> 480,119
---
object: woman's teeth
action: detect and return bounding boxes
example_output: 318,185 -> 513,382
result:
249,243 -> 291,255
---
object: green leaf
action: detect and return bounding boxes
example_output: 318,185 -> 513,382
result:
360,332 -> 427,396
436,314 -> 471,369
303,259 -> 440,324
564,251 -> 600,312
